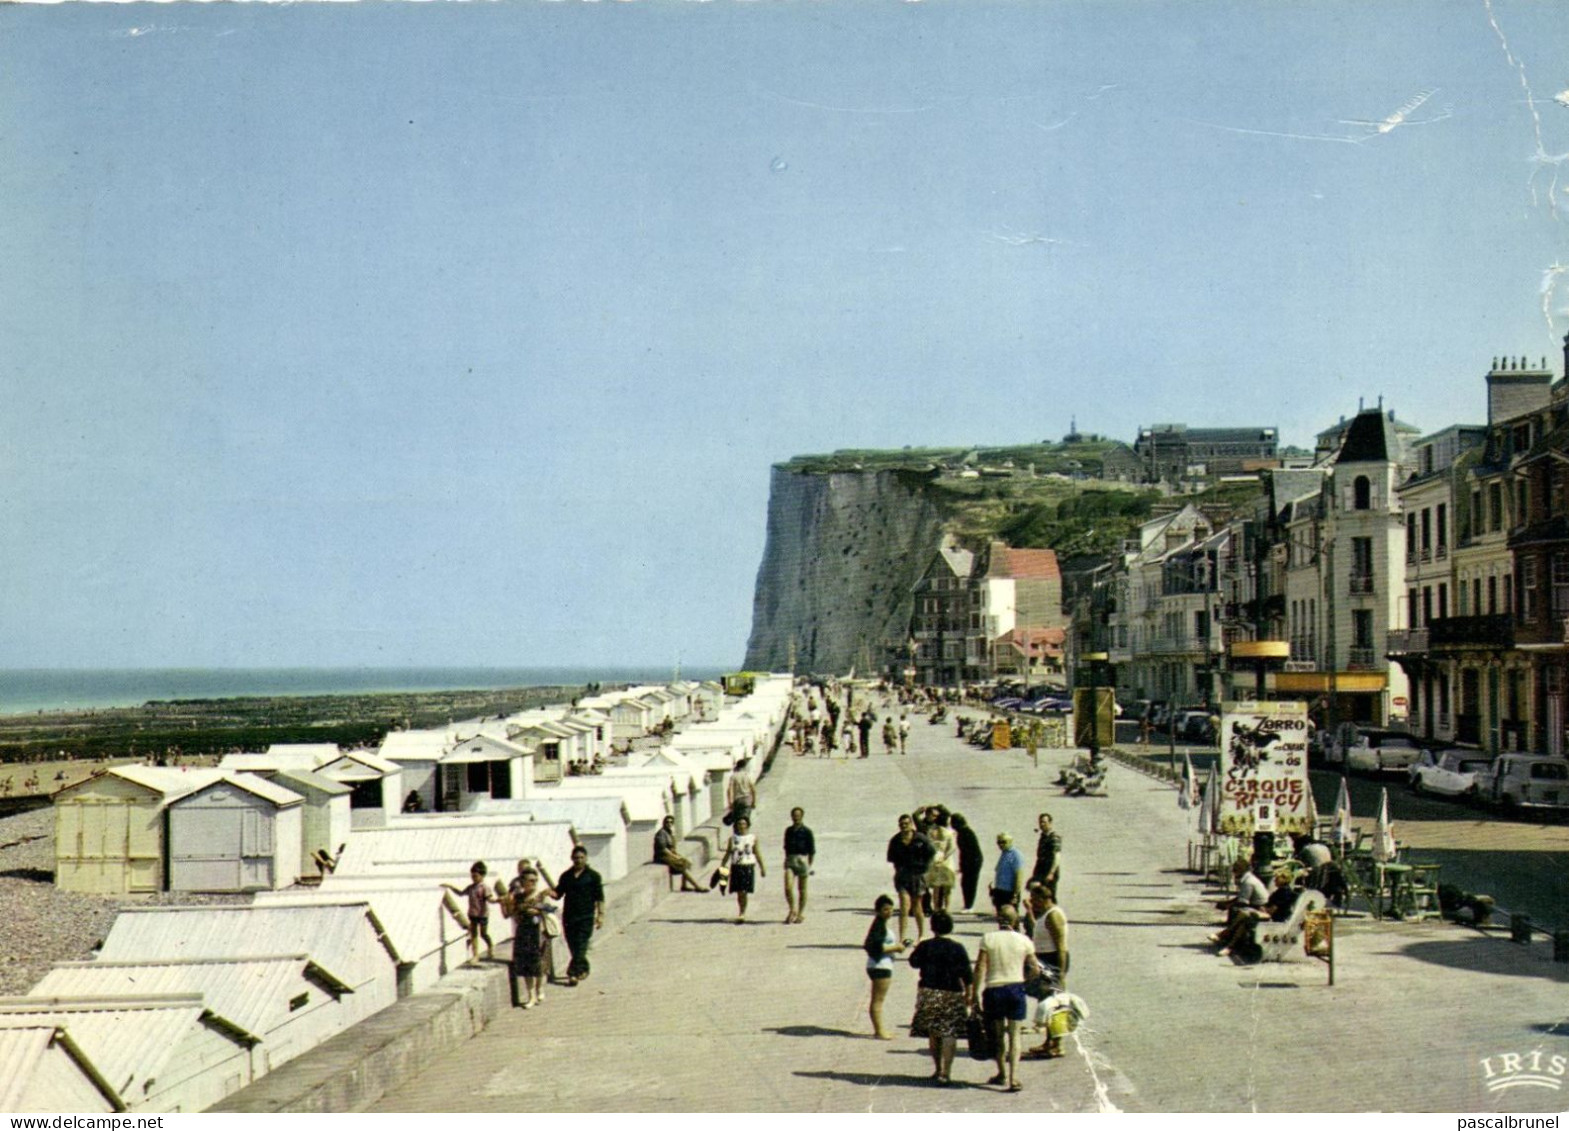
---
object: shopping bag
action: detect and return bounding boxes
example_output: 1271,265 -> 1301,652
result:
965,1012 -> 996,1061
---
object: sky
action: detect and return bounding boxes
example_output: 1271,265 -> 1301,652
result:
3,0 -> 1569,670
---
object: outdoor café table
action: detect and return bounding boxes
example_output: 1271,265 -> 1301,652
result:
1376,862 -> 1414,919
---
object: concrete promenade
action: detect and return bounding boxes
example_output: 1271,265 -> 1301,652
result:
364,714 -> 1568,1113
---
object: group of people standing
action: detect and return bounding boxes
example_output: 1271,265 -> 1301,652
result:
865,806 -> 1071,1090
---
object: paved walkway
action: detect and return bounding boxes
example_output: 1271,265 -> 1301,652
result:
370,711 -> 1569,1113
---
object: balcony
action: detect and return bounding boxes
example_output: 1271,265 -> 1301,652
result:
1427,615 -> 1514,648
1347,647 -> 1378,670
1349,573 -> 1376,596
1146,634 -> 1209,655
1387,628 -> 1429,655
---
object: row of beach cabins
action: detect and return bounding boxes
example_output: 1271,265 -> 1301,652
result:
0,676 -> 794,1114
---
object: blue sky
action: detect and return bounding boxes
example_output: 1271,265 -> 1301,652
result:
3,0 -> 1568,669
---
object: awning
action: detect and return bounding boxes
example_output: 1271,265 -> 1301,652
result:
1272,671 -> 1387,694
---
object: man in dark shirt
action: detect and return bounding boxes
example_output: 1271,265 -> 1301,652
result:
654,815 -> 703,892
857,707 -> 877,758
951,813 -> 984,911
887,814 -> 936,945
550,845 -> 605,985
782,806 -> 816,924
1031,812 -> 1062,889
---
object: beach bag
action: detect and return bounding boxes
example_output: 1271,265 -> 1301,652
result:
710,866 -> 731,894
965,1012 -> 996,1061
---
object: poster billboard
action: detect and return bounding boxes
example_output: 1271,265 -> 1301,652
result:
1217,700 -> 1311,835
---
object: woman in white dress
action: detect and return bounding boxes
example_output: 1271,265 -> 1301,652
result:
720,816 -> 767,923
925,807 -> 958,913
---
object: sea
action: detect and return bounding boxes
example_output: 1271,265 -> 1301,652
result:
0,667 -> 727,717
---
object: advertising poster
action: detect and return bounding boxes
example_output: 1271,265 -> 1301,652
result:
1218,700 -> 1311,835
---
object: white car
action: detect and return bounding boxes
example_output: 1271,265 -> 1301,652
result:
1481,754 -> 1569,814
1408,750 -> 1492,798
1342,729 -> 1427,775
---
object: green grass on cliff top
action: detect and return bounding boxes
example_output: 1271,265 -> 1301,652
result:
779,441 -> 1266,560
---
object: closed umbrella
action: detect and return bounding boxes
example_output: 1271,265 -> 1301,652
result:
1179,753 -> 1196,810
1198,762 -> 1219,834
1332,775 -> 1353,849
1373,786 -> 1397,863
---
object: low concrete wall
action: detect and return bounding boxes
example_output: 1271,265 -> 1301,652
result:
214,821 -> 725,1113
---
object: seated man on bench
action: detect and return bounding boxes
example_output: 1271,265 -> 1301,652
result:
1209,858 -> 1269,957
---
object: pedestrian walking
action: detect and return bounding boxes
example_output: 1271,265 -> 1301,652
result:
991,833 -> 1025,911
506,860 -> 556,1009
898,712 -> 910,755
726,770 -> 757,829
857,707 -> 876,759
1031,812 -> 1062,889
951,812 -> 984,912
887,813 -> 936,945
720,815 -> 766,923
442,862 -> 495,964
550,845 -> 605,985
782,806 -> 815,923
863,894 -> 905,1039
882,716 -> 898,755
908,910 -> 973,1085
974,904 -> 1042,1093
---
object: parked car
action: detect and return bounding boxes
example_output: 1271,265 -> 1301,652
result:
1336,727 -> 1427,774
1480,753 -> 1569,815
1408,749 -> 1492,798
1174,709 -> 1215,744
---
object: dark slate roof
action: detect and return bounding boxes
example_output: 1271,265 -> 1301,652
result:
1336,410 -> 1401,464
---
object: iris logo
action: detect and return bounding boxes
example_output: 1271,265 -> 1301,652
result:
1479,1051 -> 1567,1093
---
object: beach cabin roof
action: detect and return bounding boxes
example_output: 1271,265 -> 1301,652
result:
253,890 -> 450,968
469,797 -> 630,834
318,750 -> 398,780
548,782 -> 669,822
0,1025 -> 124,1112
598,767 -> 699,794
60,766 -> 224,804
98,905 -> 387,992
177,773 -> 303,810
629,748 -> 703,776
0,995 -> 247,1103
378,731 -> 454,763
266,769 -> 351,799
30,956 -> 328,1044
219,751 -> 320,774
333,819 -> 576,878
440,734 -> 531,765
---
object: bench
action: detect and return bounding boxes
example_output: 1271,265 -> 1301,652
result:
1255,888 -> 1327,963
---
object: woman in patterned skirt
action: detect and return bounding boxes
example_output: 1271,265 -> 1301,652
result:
907,910 -> 974,1084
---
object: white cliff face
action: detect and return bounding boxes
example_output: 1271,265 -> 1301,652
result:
743,466 -> 949,674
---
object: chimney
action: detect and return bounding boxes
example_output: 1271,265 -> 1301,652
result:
1488,354 -> 1552,425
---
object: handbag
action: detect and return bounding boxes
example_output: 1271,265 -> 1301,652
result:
965,1011 -> 996,1061
710,865 -> 731,893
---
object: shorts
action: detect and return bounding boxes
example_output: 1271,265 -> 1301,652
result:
787,854 -> 812,878
982,983 -> 1028,1023
660,851 -> 691,874
729,863 -> 756,894
894,869 -> 928,897
867,967 -> 892,981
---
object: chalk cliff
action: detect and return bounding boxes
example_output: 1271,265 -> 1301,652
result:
743,466 -> 949,674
